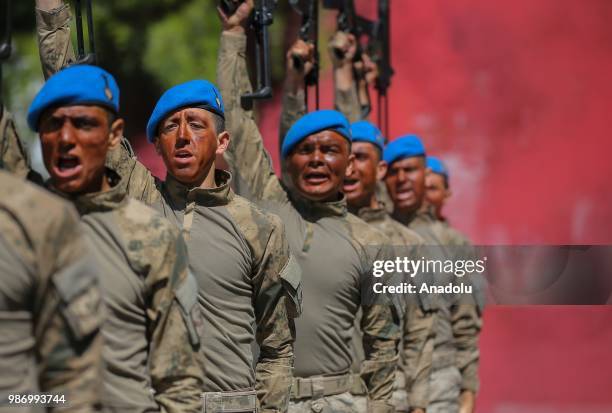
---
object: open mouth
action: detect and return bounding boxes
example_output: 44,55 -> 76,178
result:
395,187 -> 414,200
303,172 -> 330,185
54,155 -> 83,178
343,178 -> 360,192
174,150 -> 194,163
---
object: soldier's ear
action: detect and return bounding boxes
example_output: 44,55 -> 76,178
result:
216,131 -> 231,155
376,160 -> 388,181
108,118 -> 125,149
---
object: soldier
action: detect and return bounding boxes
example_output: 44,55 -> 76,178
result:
0,170 -> 103,412
424,156 -> 451,222
343,121 -> 434,413
2,64 -> 206,413
281,36 -> 434,413
384,136 -> 482,413
424,155 -> 483,413
34,2 -> 302,412
217,5 -> 401,413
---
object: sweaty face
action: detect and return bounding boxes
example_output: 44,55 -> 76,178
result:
39,105 -> 117,194
425,172 -> 448,218
155,108 -> 220,186
285,130 -> 353,202
343,141 -> 381,210
385,156 -> 426,215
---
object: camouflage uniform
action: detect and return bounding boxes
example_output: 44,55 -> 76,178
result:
288,73 -> 435,411
35,7 -> 301,412
1,110 -> 206,413
333,60 -> 483,410
218,31 -> 401,413
357,206 -> 435,412
397,209 -> 483,413
0,107 -> 32,180
0,171 -> 103,412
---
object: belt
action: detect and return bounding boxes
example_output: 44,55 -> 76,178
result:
349,373 -> 368,396
201,389 -> 258,413
291,374 -> 352,400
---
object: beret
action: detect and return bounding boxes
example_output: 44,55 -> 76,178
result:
27,64 -> 119,132
281,110 -> 351,158
383,134 -> 426,164
426,156 -> 449,179
146,79 -> 224,142
350,120 -> 385,152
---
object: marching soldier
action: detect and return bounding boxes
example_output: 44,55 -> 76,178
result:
217,4 -> 401,413
0,170 -> 104,412
384,136 -> 482,413
281,36 -> 435,413
424,155 -> 483,413
34,2 -> 302,412
2,64 -> 206,413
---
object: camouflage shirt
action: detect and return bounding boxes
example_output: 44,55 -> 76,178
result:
105,147 -> 301,412
218,31 -> 401,409
0,170 -> 103,412
0,121 -> 207,411
357,206 -> 435,409
34,7 -> 301,411
395,209 -> 483,393
63,170 -> 206,413
0,107 -> 32,180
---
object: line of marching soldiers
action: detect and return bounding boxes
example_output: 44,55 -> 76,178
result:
0,1 -> 483,412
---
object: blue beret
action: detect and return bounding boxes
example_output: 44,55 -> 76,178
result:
350,121 -> 385,152
27,65 -> 119,132
426,156 -> 449,179
281,110 -> 351,158
146,80 -> 224,142
383,134 -> 426,164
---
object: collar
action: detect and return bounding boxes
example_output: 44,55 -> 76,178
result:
358,203 -> 389,224
51,168 -> 129,215
163,169 -> 234,208
289,189 -> 347,221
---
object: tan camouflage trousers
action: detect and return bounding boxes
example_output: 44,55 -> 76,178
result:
390,370 -> 410,412
288,392 -> 356,413
427,366 -> 461,413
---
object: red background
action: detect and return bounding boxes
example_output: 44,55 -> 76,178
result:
135,1 -> 612,411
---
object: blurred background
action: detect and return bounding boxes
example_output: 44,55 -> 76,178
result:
4,0 -> 612,411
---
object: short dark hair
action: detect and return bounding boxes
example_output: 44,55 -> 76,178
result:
211,112 -> 225,135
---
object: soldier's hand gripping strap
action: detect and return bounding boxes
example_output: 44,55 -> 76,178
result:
52,257 -> 102,341
279,254 -> 303,318
174,273 -> 201,347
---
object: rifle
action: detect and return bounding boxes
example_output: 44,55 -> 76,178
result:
368,0 -> 394,138
0,0 -> 12,109
323,0 -> 374,118
73,0 -> 97,65
289,0 -> 319,111
240,0 -> 277,109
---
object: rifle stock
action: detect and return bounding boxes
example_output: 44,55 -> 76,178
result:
74,0 -> 96,65
290,0 -> 319,111
241,0 -> 275,109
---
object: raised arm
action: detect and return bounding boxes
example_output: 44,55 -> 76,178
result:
217,3 -> 288,205
278,40 -> 312,146
0,107 -> 32,179
35,0 -> 76,79
329,32 -> 361,122
105,139 -> 160,205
